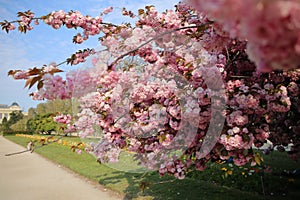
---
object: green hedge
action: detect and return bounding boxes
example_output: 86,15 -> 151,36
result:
2,130 -> 33,136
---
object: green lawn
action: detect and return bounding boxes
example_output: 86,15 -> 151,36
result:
5,135 -> 300,200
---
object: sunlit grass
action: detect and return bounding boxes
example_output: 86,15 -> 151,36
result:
5,135 -> 300,200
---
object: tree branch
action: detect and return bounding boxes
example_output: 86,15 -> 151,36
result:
5,149 -> 31,156
107,22 -> 213,70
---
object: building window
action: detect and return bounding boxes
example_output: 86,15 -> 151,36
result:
4,113 -> 8,118
0,113 -> 2,119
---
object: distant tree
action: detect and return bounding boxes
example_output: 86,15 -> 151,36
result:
36,103 -> 46,115
7,111 -> 23,126
46,99 -> 73,114
0,117 -> 10,131
27,107 -> 36,118
35,99 -> 73,116
24,100 -> 73,134
0,111 -> 24,132
10,116 -> 30,132
27,113 -> 60,134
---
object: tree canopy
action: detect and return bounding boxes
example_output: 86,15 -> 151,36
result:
1,0 -> 299,178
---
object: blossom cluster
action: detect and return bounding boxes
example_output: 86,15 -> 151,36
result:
186,0 -> 300,72
67,49 -> 96,65
2,7 -> 117,44
53,114 -> 76,133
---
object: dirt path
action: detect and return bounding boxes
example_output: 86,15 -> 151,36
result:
0,136 -> 121,200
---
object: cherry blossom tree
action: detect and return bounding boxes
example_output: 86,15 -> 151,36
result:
1,1 -> 299,179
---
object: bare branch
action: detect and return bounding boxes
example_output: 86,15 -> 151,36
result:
5,135 -> 65,157
5,149 -> 31,156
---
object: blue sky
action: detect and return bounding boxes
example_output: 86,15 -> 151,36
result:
0,0 -> 179,111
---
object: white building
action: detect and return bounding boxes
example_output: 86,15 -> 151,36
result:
0,102 -> 21,123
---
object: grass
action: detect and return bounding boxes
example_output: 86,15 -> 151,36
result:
4,134 -> 300,200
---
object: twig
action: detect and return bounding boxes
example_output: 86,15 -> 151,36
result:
260,175 -> 266,196
5,149 -> 31,156
5,135 -> 64,157
56,48 -> 108,67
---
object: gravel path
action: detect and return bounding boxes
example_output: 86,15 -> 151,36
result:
0,136 -> 121,200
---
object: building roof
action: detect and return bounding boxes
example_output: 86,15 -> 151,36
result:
0,104 -> 8,108
0,102 -> 20,109
11,102 -> 20,107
